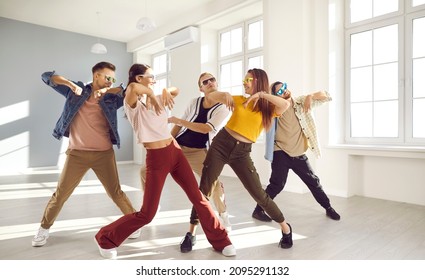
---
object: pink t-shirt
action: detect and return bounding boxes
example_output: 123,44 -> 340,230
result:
124,96 -> 171,144
68,96 -> 112,151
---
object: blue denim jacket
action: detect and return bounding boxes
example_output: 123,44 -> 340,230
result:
41,71 -> 124,148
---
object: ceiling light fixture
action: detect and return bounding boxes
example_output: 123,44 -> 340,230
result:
136,0 -> 156,33
91,12 -> 107,54
91,42 -> 107,54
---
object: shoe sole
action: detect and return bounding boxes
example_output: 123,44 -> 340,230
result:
32,238 -> 48,247
326,214 -> 341,220
94,237 -> 117,259
222,245 -> 236,257
180,247 -> 192,253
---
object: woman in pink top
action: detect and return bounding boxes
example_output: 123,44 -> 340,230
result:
94,63 -> 235,259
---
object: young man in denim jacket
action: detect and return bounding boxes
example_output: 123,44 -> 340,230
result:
252,81 -> 341,222
32,61 -> 138,247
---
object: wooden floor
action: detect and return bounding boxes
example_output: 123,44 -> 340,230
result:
1,163 -> 425,261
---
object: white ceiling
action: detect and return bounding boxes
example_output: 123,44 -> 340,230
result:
0,0 -> 262,44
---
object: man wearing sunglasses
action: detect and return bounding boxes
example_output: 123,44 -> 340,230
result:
167,72 -> 231,253
252,81 -> 341,222
32,61 -> 139,247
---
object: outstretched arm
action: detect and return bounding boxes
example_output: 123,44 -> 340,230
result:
168,116 -> 212,134
244,91 -> 290,115
93,85 -> 124,98
50,75 -> 83,96
170,125 -> 181,138
208,90 -> 234,110
124,82 -> 162,114
303,90 -> 330,112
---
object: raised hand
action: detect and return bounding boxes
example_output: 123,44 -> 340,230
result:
93,87 -> 111,99
70,82 -> 83,96
243,91 -> 264,108
147,94 -> 163,115
162,88 -> 175,110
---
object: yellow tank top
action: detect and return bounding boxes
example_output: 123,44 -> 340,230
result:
225,96 -> 263,142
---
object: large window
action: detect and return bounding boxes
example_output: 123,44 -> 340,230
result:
346,0 -> 425,145
218,18 -> 263,95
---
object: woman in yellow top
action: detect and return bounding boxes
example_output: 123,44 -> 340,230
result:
183,68 -> 294,250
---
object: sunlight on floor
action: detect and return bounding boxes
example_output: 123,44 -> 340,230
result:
0,208 -> 307,257
0,209 -> 191,241
0,168 -> 308,259
117,223 -> 306,259
0,180 -> 139,200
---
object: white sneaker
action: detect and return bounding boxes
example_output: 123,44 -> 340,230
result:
219,212 -> 232,232
94,237 -> 117,259
128,228 -> 141,239
32,227 -> 49,247
222,244 -> 236,257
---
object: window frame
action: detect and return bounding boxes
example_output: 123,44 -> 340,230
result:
344,0 -> 425,146
151,51 -> 170,95
217,17 -> 264,95
405,8 -> 425,143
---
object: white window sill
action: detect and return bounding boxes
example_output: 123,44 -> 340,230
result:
326,144 -> 425,159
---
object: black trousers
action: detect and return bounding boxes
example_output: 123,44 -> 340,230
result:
255,150 -> 331,212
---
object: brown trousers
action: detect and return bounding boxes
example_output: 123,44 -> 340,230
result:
40,148 -> 135,229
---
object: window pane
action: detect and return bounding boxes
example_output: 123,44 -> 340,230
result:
413,17 -> 425,58
231,61 -> 243,86
351,102 -> 373,137
412,0 -> 425,7
153,54 -> 167,74
248,21 -> 263,50
374,62 -> 398,100
153,78 -> 167,95
351,67 -> 373,102
220,63 -> 231,88
373,0 -> 398,17
220,31 -> 231,57
220,61 -> 243,95
374,24 -> 398,64
350,0 -> 372,23
351,31 -> 372,67
413,58 -> 425,98
413,98 -> 425,138
374,100 -> 398,137
248,56 -> 263,69
231,28 -> 243,54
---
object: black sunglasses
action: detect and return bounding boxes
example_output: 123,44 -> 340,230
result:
201,77 -> 216,86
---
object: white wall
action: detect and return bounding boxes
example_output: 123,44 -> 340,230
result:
169,42 -> 202,118
0,17 -> 134,170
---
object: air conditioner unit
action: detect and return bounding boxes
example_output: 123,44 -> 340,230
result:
164,26 -> 199,50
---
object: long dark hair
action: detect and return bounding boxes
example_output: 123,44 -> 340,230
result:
127,63 -> 151,86
247,68 -> 275,131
